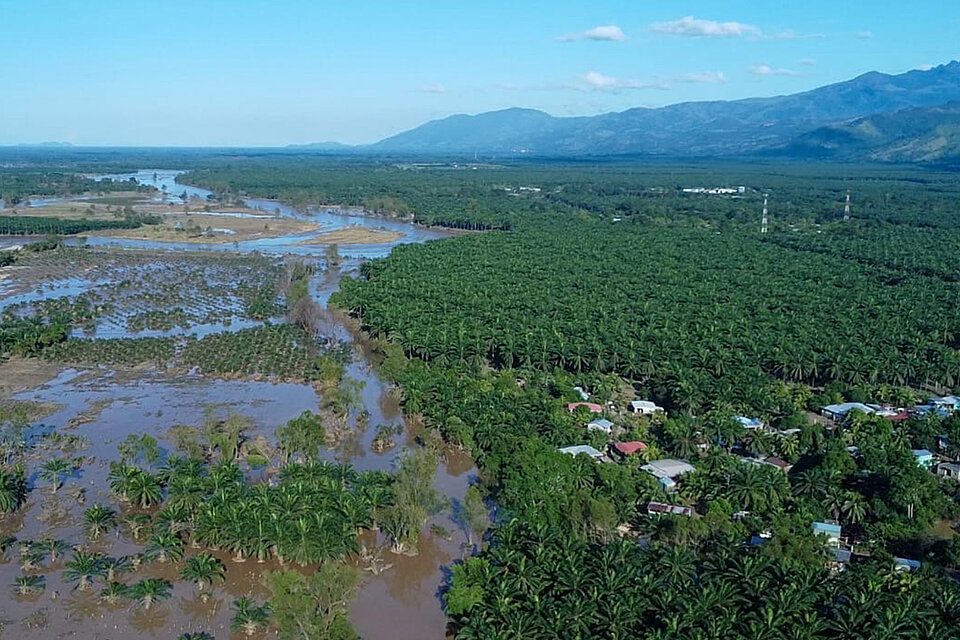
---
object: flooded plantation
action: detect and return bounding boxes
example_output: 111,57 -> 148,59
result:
0,171 -> 473,639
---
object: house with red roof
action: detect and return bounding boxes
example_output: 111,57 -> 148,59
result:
567,402 -> 602,413
612,441 -> 647,459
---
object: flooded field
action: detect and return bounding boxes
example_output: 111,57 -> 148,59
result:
0,171 -> 472,639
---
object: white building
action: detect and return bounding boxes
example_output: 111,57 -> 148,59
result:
630,400 -> 664,415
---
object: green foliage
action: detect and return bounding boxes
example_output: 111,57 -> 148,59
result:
447,521 -> 960,639
381,448 -> 446,554
275,411 -> 326,463
266,565 -> 360,640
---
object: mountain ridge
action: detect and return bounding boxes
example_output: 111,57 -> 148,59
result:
362,61 -> 960,160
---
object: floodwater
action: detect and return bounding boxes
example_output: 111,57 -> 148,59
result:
0,171 -> 475,639
83,170 -> 452,259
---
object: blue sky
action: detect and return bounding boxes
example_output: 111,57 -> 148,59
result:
1,0 -> 956,146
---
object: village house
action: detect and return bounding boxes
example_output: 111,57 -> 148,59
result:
558,445 -> 605,461
646,502 -> 693,517
930,396 -> 960,412
822,402 -> 874,422
611,441 -> 646,460
587,418 -> 615,434
567,402 -> 602,413
912,449 -> 934,469
735,416 -> 765,430
812,521 -> 842,547
630,400 -> 664,415
937,462 -> 960,480
642,458 -> 695,490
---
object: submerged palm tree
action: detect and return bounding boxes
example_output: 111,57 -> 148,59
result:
35,538 -> 70,564
0,466 -> 27,513
99,580 -> 129,605
39,458 -> 71,493
0,535 -> 16,558
231,596 -> 270,637
12,574 -> 45,596
63,551 -> 106,591
180,553 -> 226,601
121,513 -> 153,541
129,578 -> 172,611
145,532 -> 184,563
102,555 -> 132,581
19,548 -> 45,572
83,504 -> 117,539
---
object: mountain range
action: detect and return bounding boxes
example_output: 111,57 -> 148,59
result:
320,61 -> 960,163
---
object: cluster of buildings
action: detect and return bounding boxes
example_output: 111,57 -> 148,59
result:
822,396 -> 960,480
681,186 -> 746,196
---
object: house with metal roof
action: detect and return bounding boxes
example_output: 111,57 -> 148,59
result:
629,400 -> 664,415
735,416 -> 765,430
938,462 -> 960,480
912,449 -> 934,469
558,445 -> 604,461
930,395 -> 960,411
822,402 -> 874,422
587,418 -> 615,434
812,521 -> 842,546
646,502 -> 693,517
894,557 -> 921,571
642,459 -> 695,490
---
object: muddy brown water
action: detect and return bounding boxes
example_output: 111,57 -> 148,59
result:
0,186 -> 476,639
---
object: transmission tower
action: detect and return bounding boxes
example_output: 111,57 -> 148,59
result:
761,194 -> 769,234
843,191 -> 851,221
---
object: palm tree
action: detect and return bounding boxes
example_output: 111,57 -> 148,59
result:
101,555 -> 132,581
121,513 -> 153,541
63,551 -> 106,591
0,466 -> 27,512
12,574 -> 45,596
178,634 -> 214,640
99,580 -> 129,605
35,538 -> 70,564
129,578 -> 172,610
0,535 -> 16,558
39,458 -> 71,493
83,504 -> 118,539
180,553 -> 225,601
145,532 -> 184,563
127,470 -> 163,508
231,596 -> 270,637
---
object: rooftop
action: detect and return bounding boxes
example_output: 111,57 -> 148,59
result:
559,445 -> 604,458
642,459 -> 696,479
614,441 -> 647,456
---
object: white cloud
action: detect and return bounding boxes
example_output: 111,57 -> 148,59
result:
749,64 -> 801,77
651,16 -> 761,38
856,30 -> 874,39
799,58 -> 817,66
415,83 -> 445,94
681,71 -> 728,84
917,64 -> 934,71
581,71 -> 669,91
556,25 -> 628,42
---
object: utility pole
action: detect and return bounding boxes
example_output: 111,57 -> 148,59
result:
843,191 -> 851,221
761,194 -> 769,234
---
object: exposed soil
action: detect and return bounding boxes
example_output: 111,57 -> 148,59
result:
298,226 -> 403,245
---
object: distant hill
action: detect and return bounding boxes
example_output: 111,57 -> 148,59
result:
370,61 -> 960,159
285,141 -> 354,151
777,102 -> 960,163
